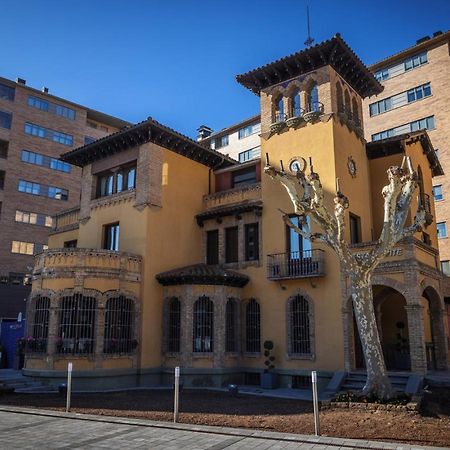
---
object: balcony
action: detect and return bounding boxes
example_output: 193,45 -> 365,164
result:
33,248 -> 142,283
267,249 -> 325,280
51,207 -> 80,234
203,182 -> 261,210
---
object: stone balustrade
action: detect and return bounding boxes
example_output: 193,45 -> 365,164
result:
33,248 -> 142,283
203,183 -> 261,210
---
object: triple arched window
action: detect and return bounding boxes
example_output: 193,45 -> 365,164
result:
27,291 -> 137,356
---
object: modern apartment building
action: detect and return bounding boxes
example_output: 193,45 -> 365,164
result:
0,76 -> 129,318
363,31 -> 450,272
23,35 -> 447,390
198,115 -> 261,162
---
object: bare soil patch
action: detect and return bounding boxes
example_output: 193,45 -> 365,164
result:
0,388 -> 449,447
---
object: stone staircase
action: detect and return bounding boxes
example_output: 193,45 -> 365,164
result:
323,371 -> 422,398
0,369 -> 50,393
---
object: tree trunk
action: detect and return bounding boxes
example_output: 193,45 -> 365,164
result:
351,272 -> 394,399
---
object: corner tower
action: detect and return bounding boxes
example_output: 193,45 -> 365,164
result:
237,33 -> 383,247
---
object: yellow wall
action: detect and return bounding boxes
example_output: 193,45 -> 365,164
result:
368,141 -> 438,249
139,149 -> 210,367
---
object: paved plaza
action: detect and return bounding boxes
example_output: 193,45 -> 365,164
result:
0,406 -> 447,450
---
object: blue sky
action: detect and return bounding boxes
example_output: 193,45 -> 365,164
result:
2,0 -> 449,137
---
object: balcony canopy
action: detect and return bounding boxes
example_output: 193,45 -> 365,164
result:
156,264 -> 249,288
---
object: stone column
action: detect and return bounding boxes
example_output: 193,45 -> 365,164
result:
94,300 -> 105,369
79,164 -> 93,222
181,286 -> 193,367
135,142 -> 163,209
341,304 -> 353,372
213,287 -> 226,368
429,305 -> 449,370
405,304 -> 427,374
46,295 -> 60,370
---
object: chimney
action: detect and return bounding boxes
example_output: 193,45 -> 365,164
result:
197,125 -> 213,141
416,36 -> 430,45
16,78 -> 26,85
42,87 -> 49,93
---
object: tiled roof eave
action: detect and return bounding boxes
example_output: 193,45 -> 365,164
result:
61,117 -> 238,170
236,34 -> 382,98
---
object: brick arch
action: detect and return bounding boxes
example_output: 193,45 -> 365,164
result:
285,289 -> 315,360
421,284 -> 448,370
103,289 -> 140,311
343,275 -> 408,301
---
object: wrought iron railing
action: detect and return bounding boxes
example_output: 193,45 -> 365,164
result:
53,207 -> 80,232
420,193 -> 432,215
304,101 -> 324,114
267,249 -> 325,280
290,107 -> 305,118
274,111 -> 286,123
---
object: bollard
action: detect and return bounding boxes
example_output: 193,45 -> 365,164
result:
66,362 -> 73,413
173,366 -> 180,423
311,371 -> 320,436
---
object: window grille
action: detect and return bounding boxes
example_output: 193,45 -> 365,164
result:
290,295 -> 311,354
167,297 -> 181,352
193,296 -> 214,352
225,298 -> 238,352
245,299 -> 260,352
27,295 -> 50,353
292,375 -> 312,389
57,293 -> 96,355
104,296 -> 135,354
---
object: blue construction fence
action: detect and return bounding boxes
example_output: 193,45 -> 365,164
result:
0,320 -> 26,369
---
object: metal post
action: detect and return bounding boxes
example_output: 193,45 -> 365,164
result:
311,371 -> 320,436
66,362 -> 72,413
173,366 -> 180,423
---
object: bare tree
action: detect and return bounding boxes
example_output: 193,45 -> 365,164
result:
265,156 -> 425,399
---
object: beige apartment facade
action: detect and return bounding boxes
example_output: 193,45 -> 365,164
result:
363,31 -> 450,268
0,77 -> 128,318
199,115 -> 261,163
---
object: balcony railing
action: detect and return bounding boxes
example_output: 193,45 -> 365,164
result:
267,249 -> 325,280
52,207 -> 80,233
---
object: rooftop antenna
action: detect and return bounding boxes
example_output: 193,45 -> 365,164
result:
304,4 -> 315,48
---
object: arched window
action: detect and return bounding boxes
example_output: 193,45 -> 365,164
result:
245,298 -> 260,352
344,90 -> 351,116
225,298 -> 238,352
351,97 -> 359,124
289,294 -> 311,354
28,295 -> 50,353
290,89 -> 301,117
336,82 -> 344,113
274,94 -> 285,122
104,295 -> 135,354
306,82 -> 319,112
193,296 -> 214,352
167,297 -> 181,353
58,293 -> 96,355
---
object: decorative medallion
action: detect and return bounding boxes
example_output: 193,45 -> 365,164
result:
347,156 -> 357,178
288,157 -> 307,174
